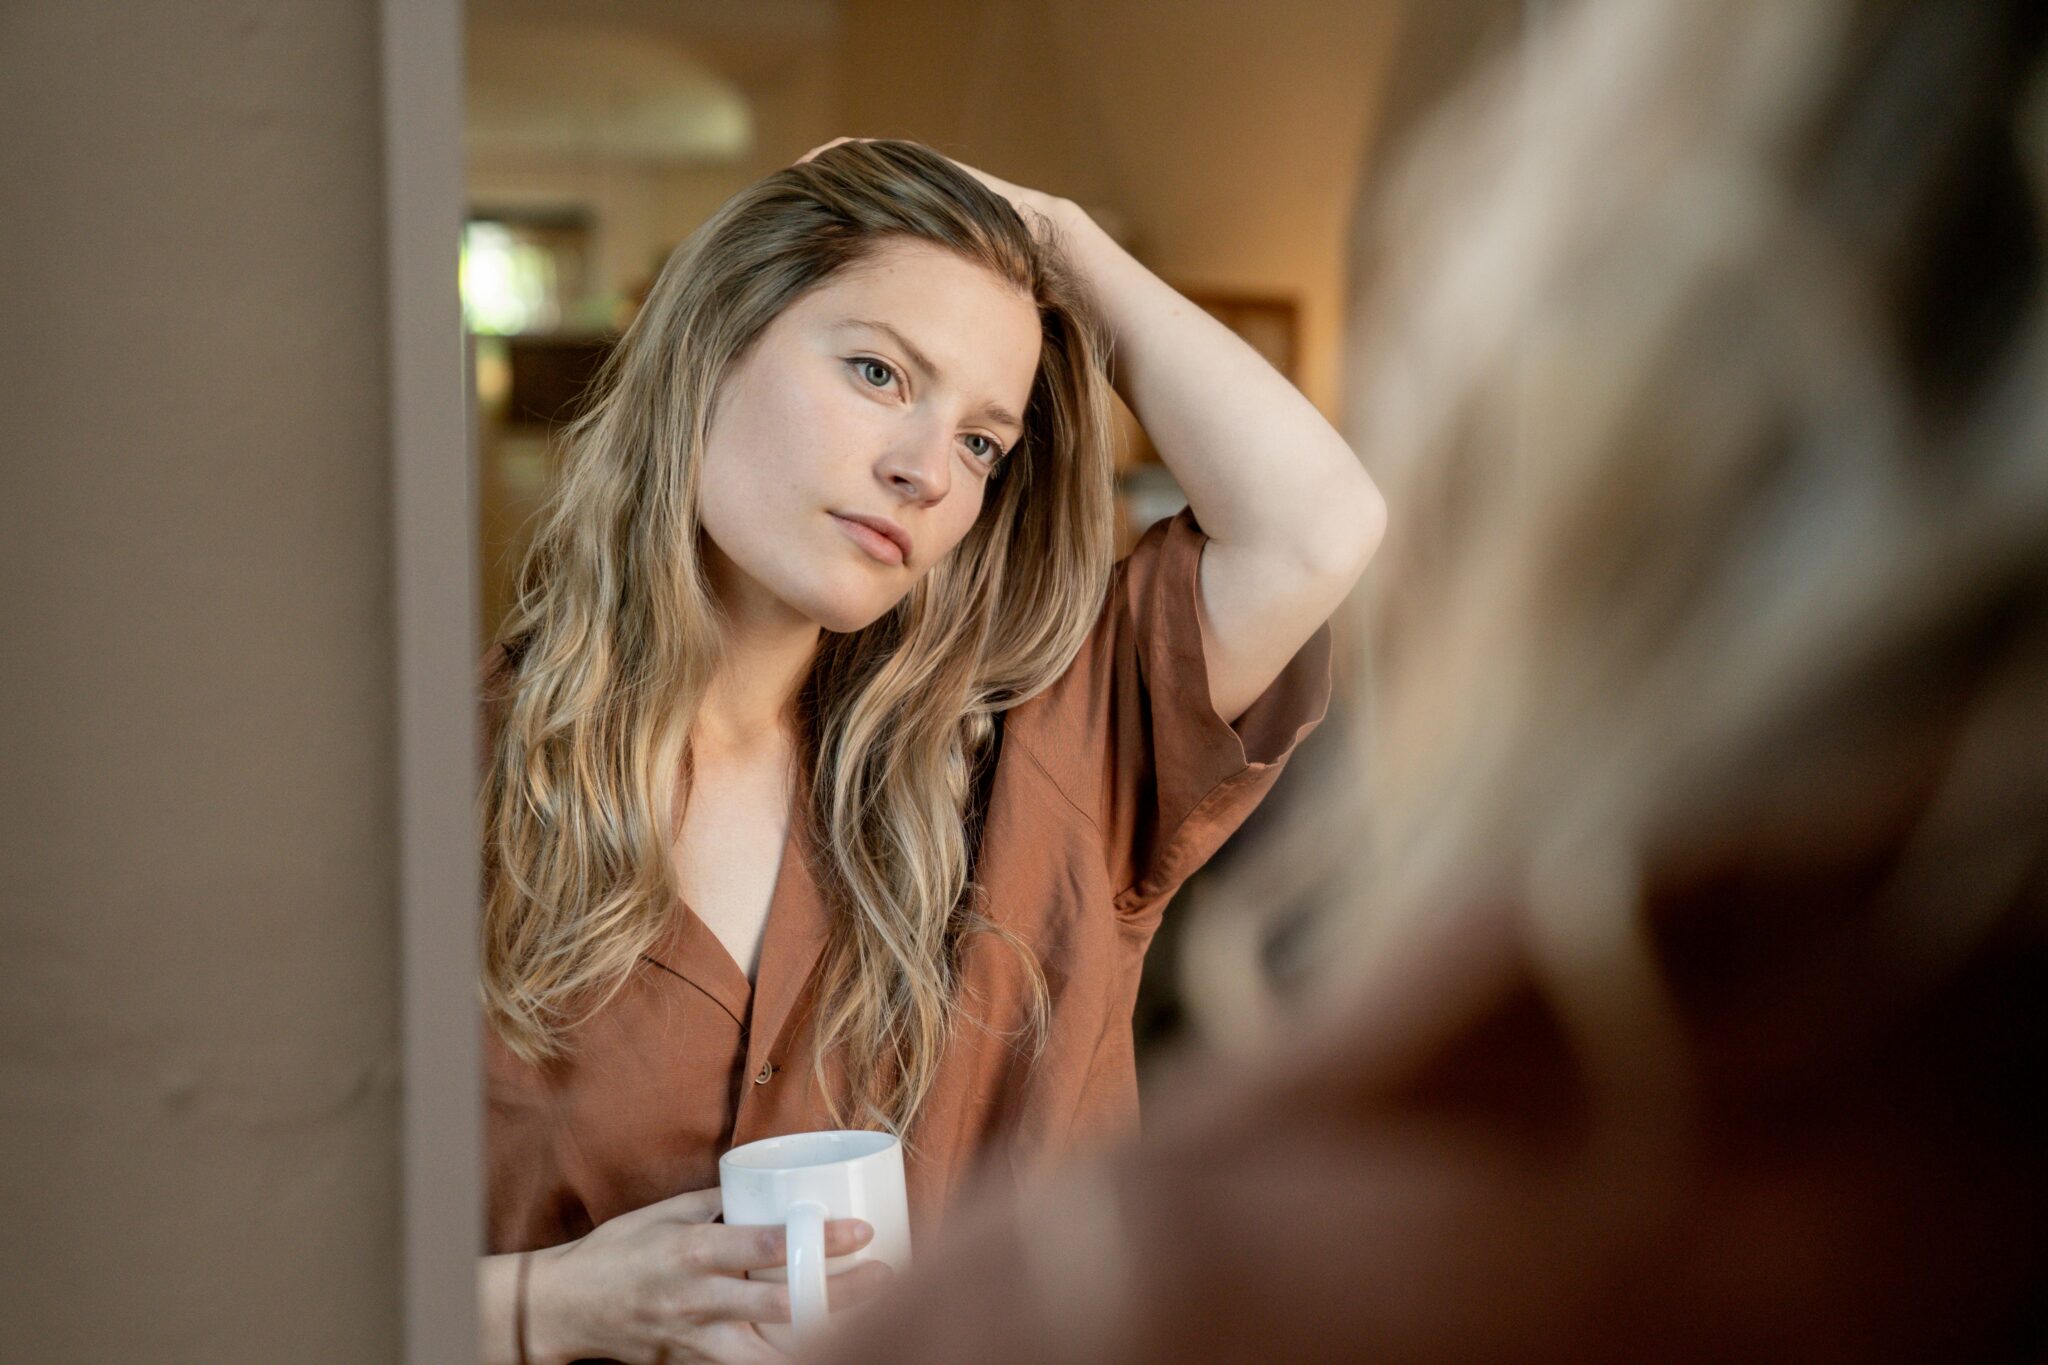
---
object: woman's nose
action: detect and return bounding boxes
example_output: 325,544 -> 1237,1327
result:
874,428 -> 952,506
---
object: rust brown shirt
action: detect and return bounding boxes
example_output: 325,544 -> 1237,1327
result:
484,507 -> 1333,1254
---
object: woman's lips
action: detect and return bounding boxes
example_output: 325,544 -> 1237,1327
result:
830,512 -> 907,567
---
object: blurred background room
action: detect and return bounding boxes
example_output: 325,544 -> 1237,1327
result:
456,0 -> 1484,1076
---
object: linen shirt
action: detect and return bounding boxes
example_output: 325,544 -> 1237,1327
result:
484,507 -> 1333,1254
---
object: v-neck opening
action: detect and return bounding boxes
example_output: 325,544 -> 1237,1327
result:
647,769 -> 802,1011
683,809 -> 798,999
642,796 -> 834,1067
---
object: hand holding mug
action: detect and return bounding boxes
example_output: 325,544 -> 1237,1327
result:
719,1130 -> 914,1352
518,1185 -> 894,1364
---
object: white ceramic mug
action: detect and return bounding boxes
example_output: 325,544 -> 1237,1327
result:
717,1129 -> 912,1348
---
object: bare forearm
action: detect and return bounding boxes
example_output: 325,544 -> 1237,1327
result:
1046,200 -> 1384,568
478,1250 -> 578,1365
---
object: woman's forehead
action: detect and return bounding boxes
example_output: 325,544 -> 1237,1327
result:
810,239 -> 1031,317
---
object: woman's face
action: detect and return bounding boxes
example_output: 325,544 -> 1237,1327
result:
696,237 -> 1043,635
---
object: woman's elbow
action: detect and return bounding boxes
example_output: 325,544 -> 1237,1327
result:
1306,466 -> 1387,585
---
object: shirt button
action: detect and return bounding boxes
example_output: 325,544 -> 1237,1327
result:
754,1061 -> 775,1085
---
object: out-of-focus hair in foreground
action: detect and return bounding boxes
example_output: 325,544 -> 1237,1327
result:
1208,0 -> 2048,1128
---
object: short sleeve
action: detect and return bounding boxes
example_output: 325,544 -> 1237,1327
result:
1011,506 -> 1333,922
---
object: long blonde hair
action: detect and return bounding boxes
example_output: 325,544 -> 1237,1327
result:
481,140 -> 1119,1137
1196,0 -> 2048,1141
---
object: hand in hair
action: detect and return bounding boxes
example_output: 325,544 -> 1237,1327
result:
483,1186 -> 893,1365
794,136 -> 1072,241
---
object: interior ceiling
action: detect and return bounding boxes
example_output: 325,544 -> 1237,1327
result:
468,0 -> 841,77
464,0 -> 842,164
465,16 -> 757,163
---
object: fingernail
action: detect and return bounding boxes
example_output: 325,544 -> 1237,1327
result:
854,1219 -> 873,1239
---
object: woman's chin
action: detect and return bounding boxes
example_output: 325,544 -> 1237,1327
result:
800,585 -> 903,636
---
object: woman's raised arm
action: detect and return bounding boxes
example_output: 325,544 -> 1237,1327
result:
1041,196 -> 1385,724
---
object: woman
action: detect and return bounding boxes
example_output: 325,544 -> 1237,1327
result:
474,138 -> 1384,1364
814,0 -> 2048,1360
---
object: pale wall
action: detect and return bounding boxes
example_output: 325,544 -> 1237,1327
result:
1,0 -> 404,1357
841,0 -> 1399,419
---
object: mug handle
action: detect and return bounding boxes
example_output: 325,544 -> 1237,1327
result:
785,1199 -> 831,1343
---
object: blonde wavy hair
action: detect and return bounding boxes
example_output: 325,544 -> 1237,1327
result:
481,140 -> 1119,1137
1193,0 -> 2048,1146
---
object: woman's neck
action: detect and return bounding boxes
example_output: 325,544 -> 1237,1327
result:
693,536 -> 825,752
696,612 -> 820,755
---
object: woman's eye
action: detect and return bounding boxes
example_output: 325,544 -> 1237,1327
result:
851,357 -> 897,389
847,355 -> 1002,467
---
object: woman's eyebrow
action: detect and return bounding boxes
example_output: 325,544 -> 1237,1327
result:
833,317 -> 1025,435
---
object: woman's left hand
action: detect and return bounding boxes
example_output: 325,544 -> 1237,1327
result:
793,137 -> 1073,238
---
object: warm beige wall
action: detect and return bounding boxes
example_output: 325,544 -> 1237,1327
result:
841,0 -> 1399,419
1,1 -> 403,1358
